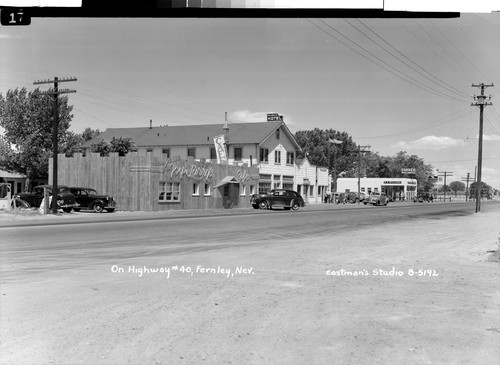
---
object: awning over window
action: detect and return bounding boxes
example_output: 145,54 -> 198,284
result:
214,176 -> 239,188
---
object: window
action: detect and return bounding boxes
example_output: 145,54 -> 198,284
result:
204,183 -> 211,196
250,185 -> 255,195
210,147 -> 216,160
286,152 -> 295,165
310,186 -> 314,197
162,148 -> 170,157
259,182 -> 271,194
274,150 -> 281,164
187,148 -> 196,158
259,148 -> 269,163
276,129 -> 280,139
234,147 -> 243,161
192,183 -> 200,196
274,182 -> 281,189
240,184 -> 246,196
146,149 -> 153,154
159,182 -> 180,202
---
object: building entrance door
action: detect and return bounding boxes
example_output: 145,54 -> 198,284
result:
221,183 -> 239,209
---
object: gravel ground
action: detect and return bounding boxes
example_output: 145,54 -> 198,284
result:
1,204 -> 499,364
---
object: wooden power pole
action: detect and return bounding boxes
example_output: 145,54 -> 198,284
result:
471,83 -> 493,213
33,77 -> 77,214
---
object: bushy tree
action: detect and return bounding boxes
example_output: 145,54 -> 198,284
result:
0,87 -> 73,190
449,181 -> 465,196
294,128 -> 358,190
91,137 -> 134,157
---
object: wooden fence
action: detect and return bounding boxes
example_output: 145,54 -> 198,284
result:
50,153 -> 260,211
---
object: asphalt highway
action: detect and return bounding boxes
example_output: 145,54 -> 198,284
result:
1,201 -> 497,279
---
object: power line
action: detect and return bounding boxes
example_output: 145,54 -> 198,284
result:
353,18 -> 471,100
309,19 -> 470,104
356,106 -> 471,139
429,20 -> 489,81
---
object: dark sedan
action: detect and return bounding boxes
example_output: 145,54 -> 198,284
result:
69,187 -> 117,213
251,189 -> 305,211
16,185 -> 78,213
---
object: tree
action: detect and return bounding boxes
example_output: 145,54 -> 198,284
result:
0,87 -> 73,191
449,181 -> 465,196
81,127 -> 101,142
60,128 -> 102,157
91,137 -> 134,157
470,181 -> 492,199
294,128 -> 358,190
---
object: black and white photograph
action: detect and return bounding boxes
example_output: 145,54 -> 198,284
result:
1,1 -> 499,364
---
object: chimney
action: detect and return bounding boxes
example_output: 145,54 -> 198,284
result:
149,119 -> 152,129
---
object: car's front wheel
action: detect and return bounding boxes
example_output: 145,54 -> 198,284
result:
259,201 -> 268,209
93,203 -> 104,213
291,201 -> 300,210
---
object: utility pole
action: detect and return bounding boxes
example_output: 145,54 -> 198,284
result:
33,77 -> 77,214
437,170 -> 453,202
357,145 -> 371,204
461,173 -> 471,202
471,83 -> 493,213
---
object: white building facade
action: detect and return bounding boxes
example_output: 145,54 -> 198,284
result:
337,177 -> 417,201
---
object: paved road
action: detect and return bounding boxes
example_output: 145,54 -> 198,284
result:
1,201 -> 497,279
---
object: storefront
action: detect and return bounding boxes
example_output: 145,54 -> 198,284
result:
337,177 -> 417,201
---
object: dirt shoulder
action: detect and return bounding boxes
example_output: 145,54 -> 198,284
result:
1,206 -> 499,364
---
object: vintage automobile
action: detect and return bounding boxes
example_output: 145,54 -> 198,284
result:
69,187 -> 117,213
16,184 -> 79,213
413,193 -> 431,203
363,191 -> 389,206
251,189 -> 305,211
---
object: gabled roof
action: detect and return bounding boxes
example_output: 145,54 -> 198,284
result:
83,121 -> 302,150
0,169 -> 26,179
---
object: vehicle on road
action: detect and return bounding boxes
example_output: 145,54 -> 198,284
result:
363,192 -> 389,206
69,187 -> 117,213
251,189 -> 305,210
16,185 -> 79,213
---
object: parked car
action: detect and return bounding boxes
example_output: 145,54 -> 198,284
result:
346,192 -> 365,203
251,189 -> 305,210
413,193 -> 430,203
363,192 -> 389,206
69,187 -> 117,213
16,184 -> 79,213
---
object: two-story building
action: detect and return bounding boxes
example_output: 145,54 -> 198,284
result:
83,120 -> 330,204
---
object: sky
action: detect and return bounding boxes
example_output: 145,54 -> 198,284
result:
1,3 -> 499,188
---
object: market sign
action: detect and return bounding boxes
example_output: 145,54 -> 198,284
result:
401,168 -> 416,174
383,181 -> 402,184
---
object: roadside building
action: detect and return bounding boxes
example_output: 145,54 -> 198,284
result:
0,170 -> 25,195
52,153 -> 260,211
83,120 -> 330,205
337,177 -> 417,202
